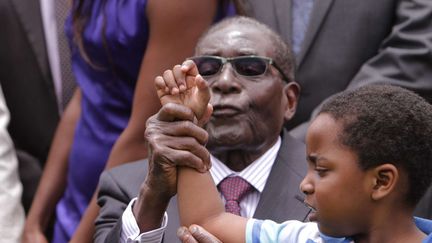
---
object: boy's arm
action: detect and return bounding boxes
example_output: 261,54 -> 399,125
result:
156,62 -> 248,242
177,167 -> 248,243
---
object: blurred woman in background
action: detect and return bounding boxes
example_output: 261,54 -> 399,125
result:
23,1 -> 233,242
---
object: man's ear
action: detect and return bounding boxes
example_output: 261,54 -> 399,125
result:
283,82 -> 300,122
369,164 -> 399,201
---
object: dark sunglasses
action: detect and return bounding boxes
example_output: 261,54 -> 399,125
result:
187,55 -> 289,82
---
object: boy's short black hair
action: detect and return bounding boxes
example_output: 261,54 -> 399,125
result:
319,84 -> 432,206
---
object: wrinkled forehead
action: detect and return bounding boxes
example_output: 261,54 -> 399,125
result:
195,25 -> 275,57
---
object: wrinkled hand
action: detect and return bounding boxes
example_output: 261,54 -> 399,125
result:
142,61 -> 213,198
155,60 -> 212,125
144,103 -> 210,197
177,225 -> 222,243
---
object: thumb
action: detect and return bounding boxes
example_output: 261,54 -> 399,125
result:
198,104 -> 213,127
192,75 -> 211,119
189,225 -> 221,243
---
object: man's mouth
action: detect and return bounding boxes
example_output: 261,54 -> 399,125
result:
211,104 -> 241,117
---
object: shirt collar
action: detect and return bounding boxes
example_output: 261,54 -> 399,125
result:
209,137 -> 282,193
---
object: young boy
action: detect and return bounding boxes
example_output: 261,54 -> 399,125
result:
156,62 -> 432,243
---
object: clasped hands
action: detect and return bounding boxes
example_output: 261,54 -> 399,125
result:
149,61 -> 220,242
143,60 -> 213,200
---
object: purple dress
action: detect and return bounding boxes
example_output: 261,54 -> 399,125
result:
52,1 -> 234,242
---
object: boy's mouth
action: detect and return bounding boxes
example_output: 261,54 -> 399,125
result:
304,202 -> 317,222
296,195 -> 317,221
304,201 -> 316,212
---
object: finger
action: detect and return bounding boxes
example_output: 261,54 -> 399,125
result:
150,126 -> 210,171
195,74 -> 211,105
162,69 -> 180,95
198,104 -> 213,127
173,64 -> 187,92
148,108 -> 209,144
168,136 -> 210,171
156,103 -> 196,123
195,74 -> 209,90
189,225 -> 222,243
155,76 -> 170,100
151,144 -> 208,172
164,119 -> 209,145
181,60 -> 199,76
177,227 -> 199,243
192,75 -> 211,119
185,74 -> 197,91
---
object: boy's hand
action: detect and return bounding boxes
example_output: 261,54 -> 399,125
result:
155,60 -> 212,125
177,225 -> 221,243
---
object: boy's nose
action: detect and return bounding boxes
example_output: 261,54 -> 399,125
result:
299,176 -> 314,195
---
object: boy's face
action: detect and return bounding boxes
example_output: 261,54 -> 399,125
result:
300,114 -> 373,237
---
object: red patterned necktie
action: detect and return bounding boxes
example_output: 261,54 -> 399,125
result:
218,176 -> 253,216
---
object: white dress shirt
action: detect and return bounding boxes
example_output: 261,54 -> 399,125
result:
120,137 -> 282,243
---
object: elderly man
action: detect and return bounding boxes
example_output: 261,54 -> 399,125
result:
95,16 -> 310,243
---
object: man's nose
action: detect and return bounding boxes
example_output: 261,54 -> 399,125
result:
210,64 -> 241,94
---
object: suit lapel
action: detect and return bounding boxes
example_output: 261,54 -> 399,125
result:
253,131 -> 310,222
297,0 -> 334,67
11,0 -> 51,82
273,0 -> 292,45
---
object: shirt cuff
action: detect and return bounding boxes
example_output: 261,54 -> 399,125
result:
121,197 -> 168,243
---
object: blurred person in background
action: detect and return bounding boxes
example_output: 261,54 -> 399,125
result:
239,0 -> 432,135
0,0 -> 64,216
23,0 -> 233,242
0,86 -> 25,243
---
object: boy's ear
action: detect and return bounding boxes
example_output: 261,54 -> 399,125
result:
283,82 -> 300,122
370,164 -> 399,201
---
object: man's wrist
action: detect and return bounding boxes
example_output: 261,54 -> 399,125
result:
122,198 -> 168,243
133,182 -> 171,233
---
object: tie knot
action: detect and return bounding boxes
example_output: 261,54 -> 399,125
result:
218,176 -> 253,202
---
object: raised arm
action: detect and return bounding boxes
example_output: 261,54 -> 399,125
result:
155,63 -> 248,243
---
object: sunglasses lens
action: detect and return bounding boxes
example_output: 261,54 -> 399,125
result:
192,57 -> 222,76
233,58 -> 267,76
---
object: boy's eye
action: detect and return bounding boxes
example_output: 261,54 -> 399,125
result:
314,167 -> 328,177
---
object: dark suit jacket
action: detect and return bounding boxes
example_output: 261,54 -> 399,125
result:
0,0 -> 59,211
244,0 -> 432,129
243,1 -> 432,217
95,131 -> 310,242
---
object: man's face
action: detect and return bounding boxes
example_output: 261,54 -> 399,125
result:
195,25 -> 289,155
300,114 -> 373,237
